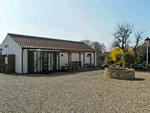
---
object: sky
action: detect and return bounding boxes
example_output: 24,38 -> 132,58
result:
0,0 -> 150,51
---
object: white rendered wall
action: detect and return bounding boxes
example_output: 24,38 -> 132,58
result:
60,52 -> 97,68
1,35 -> 22,73
81,52 -> 97,67
60,53 -> 68,67
72,53 -> 79,61
60,53 -> 80,67
23,50 -> 28,73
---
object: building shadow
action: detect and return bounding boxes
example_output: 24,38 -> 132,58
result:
135,69 -> 150,72
4,67 -> 103,78
123,78 -> 145,81
7,71 -> 77,78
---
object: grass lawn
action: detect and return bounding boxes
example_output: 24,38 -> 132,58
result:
0,70 -> 150,112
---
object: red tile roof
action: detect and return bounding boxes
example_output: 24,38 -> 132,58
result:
8,33 -> 95,52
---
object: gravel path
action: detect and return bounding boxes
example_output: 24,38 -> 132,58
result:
0,70 -> 150,112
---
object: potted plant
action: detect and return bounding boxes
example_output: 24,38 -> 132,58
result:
43,59 -> 49,74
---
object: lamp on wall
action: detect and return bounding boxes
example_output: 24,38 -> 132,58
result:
87,53 -> 91,57
4,44 -> 9,48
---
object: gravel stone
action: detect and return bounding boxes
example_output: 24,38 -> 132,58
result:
0,70 -> 150,112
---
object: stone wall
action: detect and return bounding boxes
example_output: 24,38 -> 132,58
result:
104,68 -> 135,80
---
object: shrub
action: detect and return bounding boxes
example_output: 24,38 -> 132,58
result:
109,48 -> 134,68
148,64 -> 150,68
116,65 -> 121,68
110,49 -> 124,63
102,64 -> 108,67
122,52 -> 134,68
143,67 -> 148,70
130,63 -> 136,69
103,55 -> 113,66
109,64 -> 115,68
136,64 -> 145,69
136,64 -> 140,69
123,65 -> 127,68
142,63 -> 146,67
136,64 -> 148,70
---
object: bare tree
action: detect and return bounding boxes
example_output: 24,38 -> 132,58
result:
133,31 -> 145,61
81,40 -> 106,65
81,40 -> 106,53
112,21 -> 145,64
81,40 -> 92,47
91,42 -> 102,58
91,42 -> 106,65
91,42 -> 103,52
112,22 -> 134,52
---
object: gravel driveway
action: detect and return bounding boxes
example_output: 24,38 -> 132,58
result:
0,70 -> 150,112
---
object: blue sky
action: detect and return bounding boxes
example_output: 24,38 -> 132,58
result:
0,0 -> 150,50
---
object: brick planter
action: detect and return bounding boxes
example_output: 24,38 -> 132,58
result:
104,68 -> 135,80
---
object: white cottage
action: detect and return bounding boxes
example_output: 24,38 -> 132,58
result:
0,33 -> 96,74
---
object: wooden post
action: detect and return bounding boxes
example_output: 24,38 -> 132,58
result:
68,52 -> 70,71
47,52 -> 48,72
79,52 -> 81,68
68,53 -> 69,64
27,49 -> 28,73
5,64 -> 8,73
70,53 -> 72,71
58,52 -> 60,70
48,52 -> 50,71
83,52 -> 85,70
79,52 -> 81,61
55,52 -> 56,71
90,53 -> 92,66
40,52 -> 41,72
22,49 -> 24,74
53,52 -> 55,71
50,52 -> 52,71
53,52 -> 57,71
36,51 -> 38,72
93,52 -> 95,69
42,52 -> 44,72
